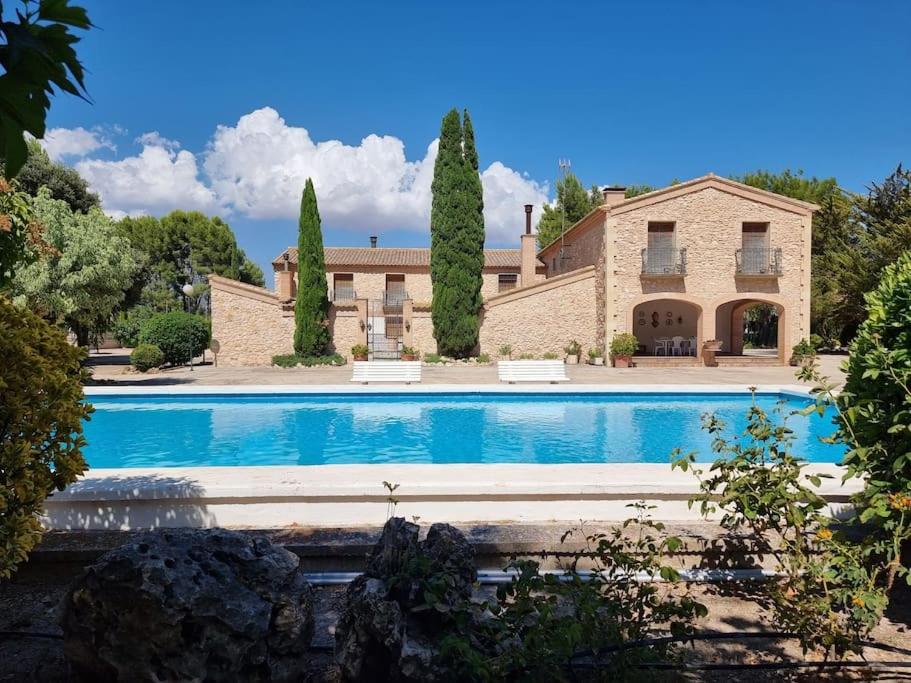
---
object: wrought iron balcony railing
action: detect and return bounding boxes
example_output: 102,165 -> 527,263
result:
641,247 -> 687,275
329,287 -> 357,302
736,247 -> 782,276
383,290 -> 410,308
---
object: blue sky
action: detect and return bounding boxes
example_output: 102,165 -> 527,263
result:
42,1 -> 911,283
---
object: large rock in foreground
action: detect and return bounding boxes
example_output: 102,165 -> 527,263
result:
61,529 -> 314,682
335,517 -> 477,681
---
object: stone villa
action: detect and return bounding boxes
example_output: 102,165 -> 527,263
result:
210,174 -> 816,365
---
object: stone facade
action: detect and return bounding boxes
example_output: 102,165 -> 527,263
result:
210,277 -> 295,366
479,267 -> 598,358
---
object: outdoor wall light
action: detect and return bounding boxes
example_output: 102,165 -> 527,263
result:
405,321 -> 411,331
359,320 -> 365,331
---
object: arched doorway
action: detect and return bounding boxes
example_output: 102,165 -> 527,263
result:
715,299 -> 785,362
631,299 -> 702,357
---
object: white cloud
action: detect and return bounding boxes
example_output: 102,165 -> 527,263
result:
40,126 -> 116,160
56,107 -> 550,243
76,139 -> 220,216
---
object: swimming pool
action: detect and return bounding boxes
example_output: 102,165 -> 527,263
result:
81,390 -> 845,468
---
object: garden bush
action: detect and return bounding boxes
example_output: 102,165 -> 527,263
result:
609,332 -> 638,357
139,312 -> 209,366
0,297 -> 91,577
130,344 -> 164,372
271,353 -> 345,368
424,353 -> 442,363
112,306 -> 154,347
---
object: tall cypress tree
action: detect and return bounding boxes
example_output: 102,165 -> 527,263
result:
430,108 -> 485,358
293,178 -> 331,356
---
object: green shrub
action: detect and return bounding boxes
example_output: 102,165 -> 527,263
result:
792,337 -> 816,357
541,351 -> 558,360
563,339 -> 581,357
139,312 -> 209,365
0,297 -> 91,578
424,353 -> 442,363
809,333 -> 824,351
517,352 -> 535,360
476,353 -> 490,363
130,344 -> 164,372
111,306 -> 154,347
351,344 -> 369,358
401,346 -> 418,357
271,353 -> 345,368
588,347 -> 603,359
497,344 -> 512,358
610,332 -> 639,357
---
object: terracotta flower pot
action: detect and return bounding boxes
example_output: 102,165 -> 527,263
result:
613,355 -> 632,368
401,353 -> 416,361
353,354 -> 368,361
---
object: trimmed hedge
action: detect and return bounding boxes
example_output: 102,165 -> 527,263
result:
139,312 -> 209,366
271,353 -> 345,368
130,344 -> 165,372
111,306 -> 154,348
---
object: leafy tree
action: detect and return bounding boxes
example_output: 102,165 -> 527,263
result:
0,295 -> 90,577
430,108 -> 485,357
0,177 -> 41,289
535,172 -> 602,249
116,210 -> 264,313
624,184 -> 656,198
11,188 -> 139,345
2,140 -> 99,212
292,178 -> 330,355
0,1 -> 92,177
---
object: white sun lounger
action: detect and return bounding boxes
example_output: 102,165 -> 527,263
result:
351,360 -> 422,384
497,360 -> 570,384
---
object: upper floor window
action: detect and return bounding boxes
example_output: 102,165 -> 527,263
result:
498,273 -> 518,292
741,222 -> 770,250
332,273 -> 354,301
647,222 -> 675,250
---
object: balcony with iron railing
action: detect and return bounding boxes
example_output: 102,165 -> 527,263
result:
383,290 -> 410,309
329,286 -> 358,303
736,247 -> 782,276
641,247 -> 687,276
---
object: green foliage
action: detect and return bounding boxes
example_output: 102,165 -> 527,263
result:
541,351 -> 558,360
609,332 -> 638,357
430,108 -> 485,358
497,344 -> 512,358
672,395 -> 889,657
129,343 -> 164,372
3,140 -> 99,212
0,0 -> 93,177
791,337 -> 817,359
116,210 -> 263,313
809,333 -> 824,351
0,177 -> 38,289
536,172 -> 603,249
426,505 -> 706,679
476,352 -> 490,363
293,179 -> 330,356
0,296 -> 90,577
270,353 -> 344,368
423,353 -> 442,363
138,311 -> 209,366
588,347 -> 603,359
111,305 -> 154,347
624,184 -> 656,198
517,352 -> 535,360
400,346 -> 417,357
563,339 -> 581,357
350,344 -> 368,358
11,188 -> 139,345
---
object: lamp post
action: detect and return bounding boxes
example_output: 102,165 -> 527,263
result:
182,283 -> 195,371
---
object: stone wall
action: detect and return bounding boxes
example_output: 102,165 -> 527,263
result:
538,210 -> 605,277
479,267 -> 598,358
210,277 -> 294,366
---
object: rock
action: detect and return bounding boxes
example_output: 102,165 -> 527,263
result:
335,518 -> 477,681
60,529 -> 314,682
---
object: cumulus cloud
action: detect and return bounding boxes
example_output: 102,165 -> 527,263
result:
40,126 -> 116,160
76,140 -> 220,217
58,107 -> 549,242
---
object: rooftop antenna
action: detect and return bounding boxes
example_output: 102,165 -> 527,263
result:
558,159 -> 571,262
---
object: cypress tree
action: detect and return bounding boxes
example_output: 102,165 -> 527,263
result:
293,178 -> 331,356
430,108 -> 485,357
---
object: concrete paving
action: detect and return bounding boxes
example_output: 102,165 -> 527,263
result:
87,349 -> 846,387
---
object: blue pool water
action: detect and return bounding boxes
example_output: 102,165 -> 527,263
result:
81,392 -> 845,468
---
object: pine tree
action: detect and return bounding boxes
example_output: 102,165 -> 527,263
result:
430,108 -> 486,358
293,178 -> 330,356
536,172 -> 603,249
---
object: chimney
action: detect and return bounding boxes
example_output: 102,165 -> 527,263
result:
369,235 -> 378,248
520,205 -> 537,288
601,186 -> 626,208
276,250 -> 295,301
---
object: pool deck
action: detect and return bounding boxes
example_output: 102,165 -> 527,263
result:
86,349 -> 847,387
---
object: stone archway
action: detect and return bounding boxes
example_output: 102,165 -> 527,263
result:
714,297 -> 786,363
629,296 -> 703,356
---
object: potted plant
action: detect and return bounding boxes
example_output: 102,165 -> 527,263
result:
564,339 -> 582,364
588,347 -> 604,366
351,344 -> 369,361
703,339 -> 723,352
401,346 -> 418,361
789,338 -> 816,367
609,333 -> 638,368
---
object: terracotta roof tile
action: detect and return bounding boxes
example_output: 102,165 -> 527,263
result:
274,247 -> 542,269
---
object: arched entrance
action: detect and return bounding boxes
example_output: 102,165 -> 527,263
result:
714,298 -> 785,362
631,298 -> 702,357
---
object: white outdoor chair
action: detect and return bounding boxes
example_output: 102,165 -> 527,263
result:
671,336 -> 685,356
497,360 -> 570,384
350,361 -> 422,384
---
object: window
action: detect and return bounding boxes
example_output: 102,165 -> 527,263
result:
498,272 -> 518,292
332,273 -> 354,301
647,222 -> 675,249
645,222 -> 676,273
741,222 -> 770,250
551,257 -> 557,272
